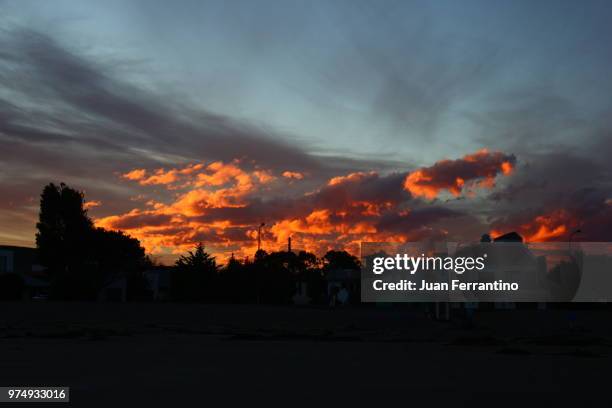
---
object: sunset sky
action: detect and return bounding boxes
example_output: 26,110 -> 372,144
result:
1,0 -> 611,263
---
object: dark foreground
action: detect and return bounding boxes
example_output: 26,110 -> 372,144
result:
1,302 -> 611,406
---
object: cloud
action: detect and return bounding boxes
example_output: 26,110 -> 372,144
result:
403,149 -> 516,200
94,152 -> 502,261
282,171 -> 304,180
487,149 -> 612,242
0,29 -> 324,171
491,209 -> 574,242
122,169 -> 147,181
0,27 -> 401,246
94,146 -> 607,261
84,200 -> 102,210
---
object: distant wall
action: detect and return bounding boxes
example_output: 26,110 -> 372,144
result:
0,246 -> 37,275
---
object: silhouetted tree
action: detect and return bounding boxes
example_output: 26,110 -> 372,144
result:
296,251 -> 326,304
171,243 -> 218,302
254,249 -> 268,263
219,255 -> 250,303
253,251 -> 296,304
92,227 -> 149,300
297,250 -> 320,271
35,183 -> 147,300
91,227 -> 146,286
36,183 -> 92,276
322,250 -> 361,271
320,250 -> 361,305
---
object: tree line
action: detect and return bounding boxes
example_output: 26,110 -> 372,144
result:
170,242 -> 360,304
1,182 -> 360,303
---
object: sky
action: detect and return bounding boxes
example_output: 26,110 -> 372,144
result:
1,0 -> 611,263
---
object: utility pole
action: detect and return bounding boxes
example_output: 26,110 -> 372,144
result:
288,236 -> 291,253
257,222 -> 265,252
256,222 -> 265,306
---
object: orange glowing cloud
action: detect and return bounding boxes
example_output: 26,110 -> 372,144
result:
328,171 -> 376,186
122,169 -> 146,181
96,154 -> 496,262
491,209 -> 577,242
282,171 -> 304,180
84,200 -> 102,209
520,210 -> 574,242
97,160 -> 286,258
99,164 -> 417,261
501,161 -> 513,175
404,149 -> 516,199
195,161 -> 252,188
253,170 -> 275,184
270,210 -> 336,243
121,164 -> 205,187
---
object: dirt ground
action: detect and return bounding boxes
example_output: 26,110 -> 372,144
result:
1,302 -> 610,406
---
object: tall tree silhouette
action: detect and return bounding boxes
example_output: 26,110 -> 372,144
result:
36,183 -> 92,276
171,243 -> 218,302
36,182 -> 146,300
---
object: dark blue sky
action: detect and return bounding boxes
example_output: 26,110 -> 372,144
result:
4,0 -> 612,160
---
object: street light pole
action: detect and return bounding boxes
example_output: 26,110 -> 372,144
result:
257,222 -> 265,252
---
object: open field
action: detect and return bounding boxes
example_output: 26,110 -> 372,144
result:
1,303 -> 611,406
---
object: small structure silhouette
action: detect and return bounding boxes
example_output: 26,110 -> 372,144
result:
493,231 -> 523,243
